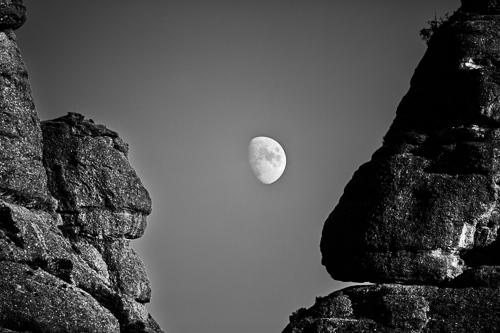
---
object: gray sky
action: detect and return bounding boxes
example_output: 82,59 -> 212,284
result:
18,1 -> 459,332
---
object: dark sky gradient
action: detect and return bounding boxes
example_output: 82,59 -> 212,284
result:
18,1 -> 458,332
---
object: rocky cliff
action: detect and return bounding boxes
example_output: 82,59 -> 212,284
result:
284,0 -> 500,332
0,1 -> 163,332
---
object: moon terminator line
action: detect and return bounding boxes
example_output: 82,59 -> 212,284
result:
248,136 -> 286,184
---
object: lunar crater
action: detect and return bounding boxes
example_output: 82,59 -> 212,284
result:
248,137 -> 286,184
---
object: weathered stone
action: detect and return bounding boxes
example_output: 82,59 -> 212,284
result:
0,2 -> 163,329
283,284 -> 500,333
284,1 -> 500,332
0,199 -> 111,287
0,28 -> 51,205
73,238 -> 111,283
119,295 -> 151,330
0,170 -> 160,332
93,238 -> 151,303
0,261 -> 120,332
449,265 -> 500,288
42,112 -> 151,239
461,0 -> 500,14
320,0 -> 500,285
0,0 -> 25,30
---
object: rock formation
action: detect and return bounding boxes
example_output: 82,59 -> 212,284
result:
284,0 -> 500,331
0,1 -> 163,332
284,284 -> 500,332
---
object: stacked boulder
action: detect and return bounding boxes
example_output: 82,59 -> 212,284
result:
284,0 -> 500,331
0,1 -> 163,332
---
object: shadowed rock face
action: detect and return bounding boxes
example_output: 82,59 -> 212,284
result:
0,0 -> 25,30
283,284 -> 500,333
321,0 -> 500,285
277,1 -> 500,332
0,1 -> 163,332
461,0 -> 500,14
282,1 -> 500,332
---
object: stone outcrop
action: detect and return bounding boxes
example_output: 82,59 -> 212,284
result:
321,0 -> 500,285
0,0 -> 51,207
283,0 -> 500,331
0,0 -> 25,30
283,284 -> 500,333
0,1 -> 163,332
42,113 -> 151,240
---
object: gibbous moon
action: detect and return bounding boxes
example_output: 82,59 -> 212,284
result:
248,136 -> 286,184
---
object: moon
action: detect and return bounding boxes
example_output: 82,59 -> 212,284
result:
248,136 -> 286,184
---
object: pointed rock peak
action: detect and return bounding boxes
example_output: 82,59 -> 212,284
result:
44,112 -> 120,138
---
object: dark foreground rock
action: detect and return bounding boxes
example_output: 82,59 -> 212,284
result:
320,0 -> 500,285
0,0 -> 25,30
0,1 -> 163,332
284,0 -> 500,332
283,284 -> 500,333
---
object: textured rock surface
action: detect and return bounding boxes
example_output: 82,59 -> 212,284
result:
42,112 -> 151,240
0,1 -> 163,332
0,25 -> 51,205
0,261 -> 120,333
283,1 -> 500,332
0,0 -> 25,30
283,284 -> 500,333
321,0 -> 500,285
